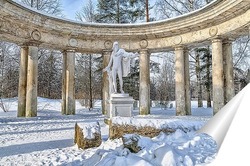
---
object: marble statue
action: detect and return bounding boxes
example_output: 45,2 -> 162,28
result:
103,41 -> 139,94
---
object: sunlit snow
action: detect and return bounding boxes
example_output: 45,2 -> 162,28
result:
0,98 -> 216,165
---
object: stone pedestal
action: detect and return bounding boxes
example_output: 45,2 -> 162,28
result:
107,93 -> 134,119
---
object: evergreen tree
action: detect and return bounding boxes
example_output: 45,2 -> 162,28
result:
123,59 -> 140,99
96,0 -> 149,23
198,47 -> 212,107
194,49 -> 203,107
95,0 -> 118,23
122,57 -> 160,100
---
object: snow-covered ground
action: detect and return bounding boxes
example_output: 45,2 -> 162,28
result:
0,98 -> 216,166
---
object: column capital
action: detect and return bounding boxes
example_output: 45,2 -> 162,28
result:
19,45 -> 29,49
223,38 -> 235,44
63,49 -> 75,53
174,45 -> 187,51
102,49 -> 112,53
24,41 -> 41,47
211,37 -> 222,43
183,47 -> 189,52
139,49 -> 148,54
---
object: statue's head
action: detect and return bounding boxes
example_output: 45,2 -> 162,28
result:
113,41 -> 119,52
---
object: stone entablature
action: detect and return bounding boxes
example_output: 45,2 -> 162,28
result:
0,0 -> 249,53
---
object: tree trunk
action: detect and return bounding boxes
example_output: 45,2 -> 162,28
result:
146,0 -> 149,22
207,88 -> 211,107
36,0 -> 39,10
206,47 -> 212,107
195,51 -> 203,107
117,0 -> 120,23
89,55 -> 93,109
31,0 -> 34,7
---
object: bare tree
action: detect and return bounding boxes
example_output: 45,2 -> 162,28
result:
20,0 -> 63,99
155,0 -> 249,100
38,50 -> 62,98
21,0 -> 63,16
75,0 -> 96,22
233,36 -> 250,71
146,0 -> 149,22
0,42 -> 20,112
75,0 -> 103,110
75,54 -> 102,110
154,0 -> 212,20
155,53 -> 175,108
232,36 -> 250,92
155,0 -> 213,108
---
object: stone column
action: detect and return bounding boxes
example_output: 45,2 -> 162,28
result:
102,50 -> 111,115
63,50 -> 75,115
61,51 -> 67,115
212,38 -> 224,114
175,46 -> 186,116
223,39 -> 235,104
17,46 -> 28,117
26,45 -> 38,117
139,49 -> 150,115
184,48 -> 191,115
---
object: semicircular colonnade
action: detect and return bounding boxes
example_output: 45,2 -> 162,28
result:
0,0 -> 249,117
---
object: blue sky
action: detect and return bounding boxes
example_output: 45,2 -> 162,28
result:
61,0 -> 85,20
61,0 -> 156,20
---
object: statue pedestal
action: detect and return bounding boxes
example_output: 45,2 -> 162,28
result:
106,93 -> 134,120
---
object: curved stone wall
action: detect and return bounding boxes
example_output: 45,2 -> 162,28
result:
0,0 -> 249,53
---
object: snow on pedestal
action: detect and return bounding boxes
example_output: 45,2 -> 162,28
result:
74,122 -> 102,149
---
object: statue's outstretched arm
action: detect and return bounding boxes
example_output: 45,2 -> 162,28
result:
122,51 -> 139,59
129,52 -> 139,59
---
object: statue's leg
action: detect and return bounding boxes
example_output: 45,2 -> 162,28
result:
112,70 -> 117,93
118,68 -> 124,93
